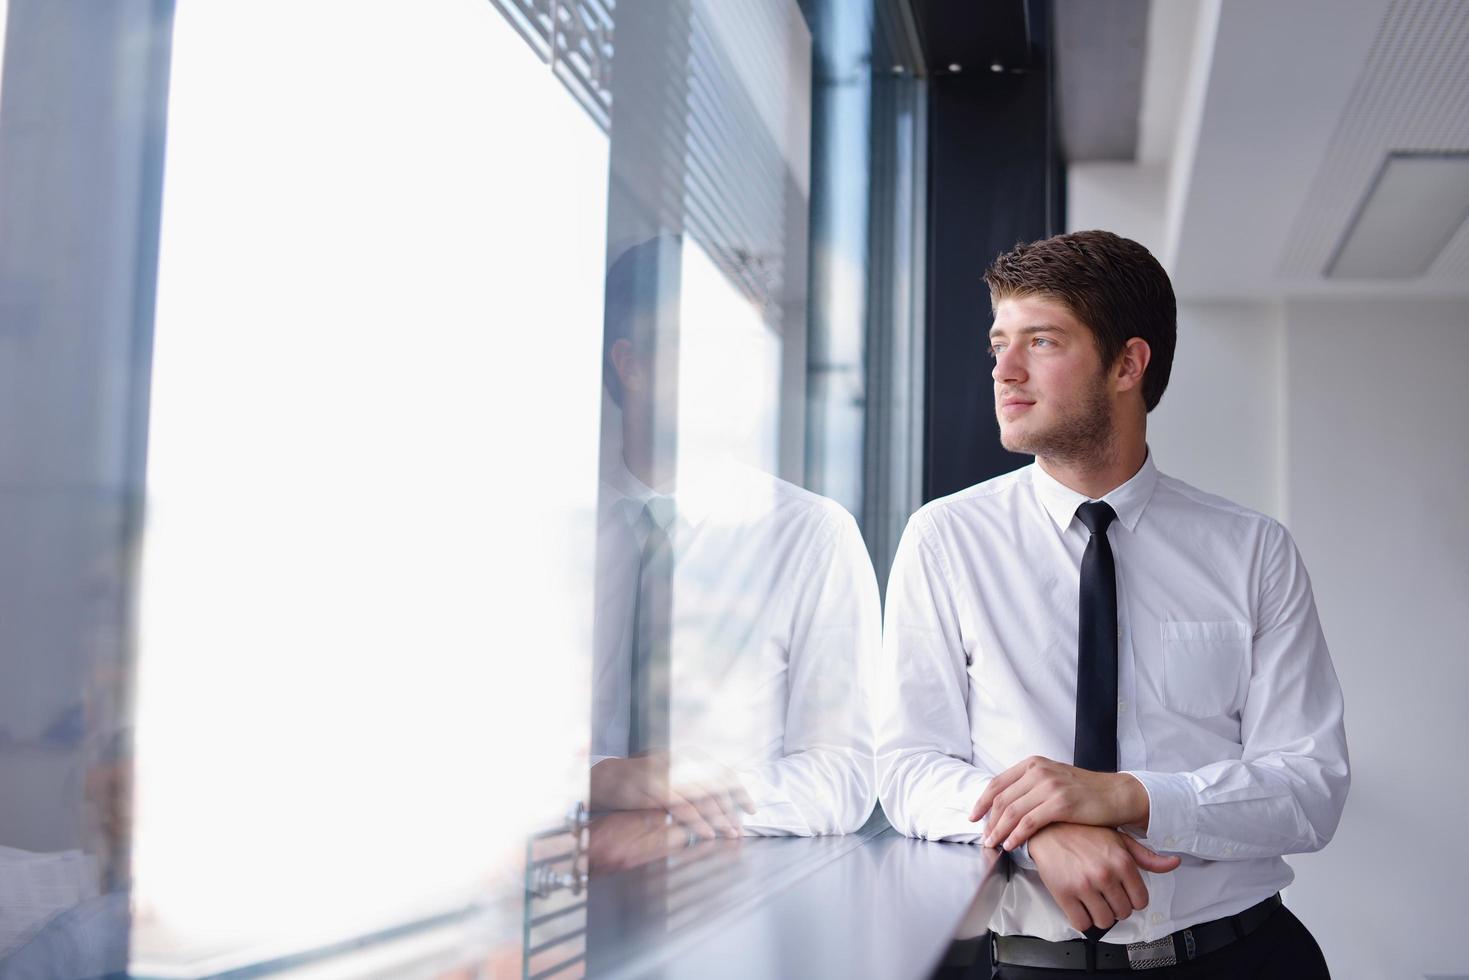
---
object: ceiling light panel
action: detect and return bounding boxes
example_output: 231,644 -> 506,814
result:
1278,0 -> 1469,283
1327,152 -> 1469,279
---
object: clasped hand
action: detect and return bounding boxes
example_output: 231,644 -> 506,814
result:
1028,824 -> 1181,933
969,755 -> 1150,851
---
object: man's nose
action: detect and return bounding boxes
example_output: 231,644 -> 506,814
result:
992,347 -> 1026,385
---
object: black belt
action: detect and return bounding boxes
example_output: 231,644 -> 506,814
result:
993,893 -> 1282,972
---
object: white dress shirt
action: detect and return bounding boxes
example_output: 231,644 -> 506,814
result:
876,452 -> 1349,942
591,455 -> 879,836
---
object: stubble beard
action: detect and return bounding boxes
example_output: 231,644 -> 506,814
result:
998,372 -> 1118,469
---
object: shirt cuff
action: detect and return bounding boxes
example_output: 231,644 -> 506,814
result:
732,767 -> 814,837
1121,770 -> 1197,852
1008,839 -> 1036,870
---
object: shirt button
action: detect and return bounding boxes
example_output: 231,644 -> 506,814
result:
1117,700 -> 1128,714
1150,913 -> 1164,925
1164,836 -> 1177,847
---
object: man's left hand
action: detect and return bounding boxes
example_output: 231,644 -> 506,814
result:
969,756 -> 1150,851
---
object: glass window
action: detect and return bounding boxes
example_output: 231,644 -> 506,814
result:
133,2 -> 607,972
0,1 -> 9,104
676,237 -> 783,477
0,0 -> 923,975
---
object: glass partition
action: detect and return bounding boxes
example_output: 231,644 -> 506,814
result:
131,3 -> 607,972
0,0 -> 926,976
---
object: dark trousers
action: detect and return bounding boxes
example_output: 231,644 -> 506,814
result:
932,906 -> 1330,980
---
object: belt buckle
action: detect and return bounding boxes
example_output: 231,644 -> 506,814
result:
1125,936 -> 1177,970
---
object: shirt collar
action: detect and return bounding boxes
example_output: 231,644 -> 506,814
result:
1031,449 -> 1159,535
599,453 -> 721,530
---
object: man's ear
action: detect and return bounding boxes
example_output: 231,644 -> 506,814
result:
609,338 -> 642,395
1114,338 -> 1151,395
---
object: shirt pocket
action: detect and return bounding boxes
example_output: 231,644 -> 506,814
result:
1159,620 -> 1249,718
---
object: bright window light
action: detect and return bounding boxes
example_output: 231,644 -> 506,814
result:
133,2 -> 607,972
677,240 -> 783,477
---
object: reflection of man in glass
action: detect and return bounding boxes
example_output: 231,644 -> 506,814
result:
587,238 -> 878,843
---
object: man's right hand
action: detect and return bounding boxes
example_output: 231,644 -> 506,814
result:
1027,823 -> 1182,933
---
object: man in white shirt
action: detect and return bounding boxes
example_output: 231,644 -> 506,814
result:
587,238 -> 878,856
588,452 -> 880,840
878,230 -> 1348,977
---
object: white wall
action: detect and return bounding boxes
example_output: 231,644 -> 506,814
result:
1278,297 -> 1469,980
1066,162 -> 1167,259
1147,294 -> 1469,979
1148,301 -> 1285,519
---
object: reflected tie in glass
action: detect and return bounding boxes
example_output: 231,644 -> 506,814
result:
629,496 -> 677,756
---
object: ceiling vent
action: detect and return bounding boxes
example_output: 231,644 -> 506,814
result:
1277,0 -> 1469,283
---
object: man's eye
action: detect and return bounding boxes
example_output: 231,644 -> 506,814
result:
1032,337 -> 1054,348
987,345 -> 1003,358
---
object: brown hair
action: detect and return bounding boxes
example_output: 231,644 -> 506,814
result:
983,230 -> 1177,412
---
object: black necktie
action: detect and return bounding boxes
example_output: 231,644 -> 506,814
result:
1075,501 -> 1120,943
1073,501 -> 1119,774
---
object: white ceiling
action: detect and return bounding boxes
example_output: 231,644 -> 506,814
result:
1054,0 -> 1148,161
1277,0 -> 1469,283
1164,0 -> 1469,298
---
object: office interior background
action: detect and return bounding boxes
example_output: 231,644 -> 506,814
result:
0,0 -> 1465,977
